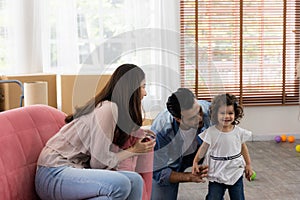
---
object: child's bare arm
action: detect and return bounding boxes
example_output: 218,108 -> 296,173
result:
192,142 -> 209,174
241,143 -> 253,181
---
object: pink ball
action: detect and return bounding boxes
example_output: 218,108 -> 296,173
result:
274,136 -> 281,143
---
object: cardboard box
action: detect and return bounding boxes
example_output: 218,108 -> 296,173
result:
60,74 -> 111,115
0,74 -> 57,111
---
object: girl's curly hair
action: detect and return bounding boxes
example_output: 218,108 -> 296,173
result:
210,93 -> 244,125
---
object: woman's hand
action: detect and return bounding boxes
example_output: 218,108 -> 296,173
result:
129,129 -> 156,154
141,129 -> 156,142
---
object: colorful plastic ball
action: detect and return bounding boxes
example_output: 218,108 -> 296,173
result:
274,136 -> 281,143
250,170 -> 256,181
281,134 -> 287,142
295,145 -> 300,152
288,136 -> 295,143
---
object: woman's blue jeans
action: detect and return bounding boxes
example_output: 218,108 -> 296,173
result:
206,176 -> 245,200
35,166 -> 143,200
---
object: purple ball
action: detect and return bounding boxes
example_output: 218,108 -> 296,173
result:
274,136 -> 281,143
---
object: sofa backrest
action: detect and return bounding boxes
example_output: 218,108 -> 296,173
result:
0,105 -> 66,200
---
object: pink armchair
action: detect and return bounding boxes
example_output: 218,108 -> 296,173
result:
0,105 -> 66,200
0,104 -> 154,200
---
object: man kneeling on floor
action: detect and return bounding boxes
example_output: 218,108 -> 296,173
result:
151,88 -> 210,200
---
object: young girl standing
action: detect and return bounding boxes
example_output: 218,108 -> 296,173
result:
192,93 -> 253,200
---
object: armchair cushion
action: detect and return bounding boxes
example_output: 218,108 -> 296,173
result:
0,105 -> 66,200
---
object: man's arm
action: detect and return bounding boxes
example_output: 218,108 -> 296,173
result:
151,111 -> 176,186
151,109 -> 208,185
169,166 -> 208,183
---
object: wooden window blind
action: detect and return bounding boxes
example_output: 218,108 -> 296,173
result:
180,0 -> 299,105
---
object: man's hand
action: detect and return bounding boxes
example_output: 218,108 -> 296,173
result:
169,165 -> 208,183
190,165 -> 208,182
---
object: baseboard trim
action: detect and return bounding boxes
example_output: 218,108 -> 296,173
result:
252,132 -> 300,141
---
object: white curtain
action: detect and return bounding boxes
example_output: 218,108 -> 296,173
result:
1,0 -> 180,113
137,0 -> 181,114
0,0 -> 43,74
44,0 -> 180,113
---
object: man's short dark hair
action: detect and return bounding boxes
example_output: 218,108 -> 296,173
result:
166,88 -> 195,119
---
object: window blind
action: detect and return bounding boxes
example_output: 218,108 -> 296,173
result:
180,0 -> 299,105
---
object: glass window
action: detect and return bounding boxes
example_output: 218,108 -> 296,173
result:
180,0 -> 299,105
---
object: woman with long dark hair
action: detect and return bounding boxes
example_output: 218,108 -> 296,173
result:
35,64 -> 155,200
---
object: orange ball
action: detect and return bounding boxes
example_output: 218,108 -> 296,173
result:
288,136 -> 295,143
281,134 -> 287,142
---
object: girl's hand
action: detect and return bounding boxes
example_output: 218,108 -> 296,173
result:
191,164 -> 208,179
192,160 -> 200,175
244,165 -> 253,181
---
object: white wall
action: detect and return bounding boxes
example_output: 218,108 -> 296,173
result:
240,105 -> 300,141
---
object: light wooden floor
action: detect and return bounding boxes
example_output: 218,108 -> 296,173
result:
178,140 -> 300,200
